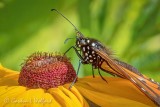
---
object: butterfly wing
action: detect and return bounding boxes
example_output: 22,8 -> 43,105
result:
92,47 -> 160,106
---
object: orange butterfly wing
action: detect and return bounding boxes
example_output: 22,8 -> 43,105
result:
92,47 -> 160,106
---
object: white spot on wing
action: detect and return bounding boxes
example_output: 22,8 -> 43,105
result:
141,88 -> 146,92
131,78 -> 136,83
87,39 -> 90,43
139,78 -> 144,81
139,77 -> 145,83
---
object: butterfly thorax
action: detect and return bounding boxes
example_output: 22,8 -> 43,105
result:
76,37 -> 105,68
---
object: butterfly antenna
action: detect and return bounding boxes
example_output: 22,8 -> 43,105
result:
51,9 -> 83,37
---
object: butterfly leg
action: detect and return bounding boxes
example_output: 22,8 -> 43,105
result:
98,68 -> 108,83
92,65 -> 95,78
69,60 -> 82,89
64,46 -> 84,60
97,56 -> 108,83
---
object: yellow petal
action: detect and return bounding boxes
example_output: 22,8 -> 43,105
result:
0,64 -> 19,77
12,88 -> 46,107
43,92 -> 60,107
0,86 -> 27,107
64,84 -> 89,107
75,76 -> 157,107
48,87 -> 77,107
0,64 -> 6,77
0,86 -> 8,95
0,74 -> 19,86
0,64 -> 19,86
48,86 -> 88,107
59,86 -> 83,106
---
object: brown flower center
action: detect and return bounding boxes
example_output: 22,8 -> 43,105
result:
18,52 -> 76,89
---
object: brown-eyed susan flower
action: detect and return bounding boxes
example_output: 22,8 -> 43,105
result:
0,52 -> 157,107
0,52 -> 89,107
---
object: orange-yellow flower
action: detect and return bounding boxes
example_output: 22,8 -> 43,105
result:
0,52 -> 89,107
0,52 -> 157,107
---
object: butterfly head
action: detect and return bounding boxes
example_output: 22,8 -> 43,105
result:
76,33 -> 103,50
76,32 -> 87,47
76,35 -> 93,48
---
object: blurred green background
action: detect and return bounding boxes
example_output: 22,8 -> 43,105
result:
0,0 -> 160,81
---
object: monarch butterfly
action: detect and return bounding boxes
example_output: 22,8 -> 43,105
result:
51,9 -> 160,106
